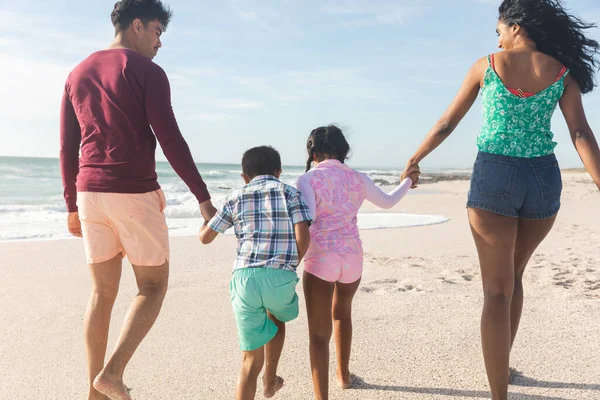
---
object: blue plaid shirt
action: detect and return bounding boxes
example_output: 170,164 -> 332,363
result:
208,175 -> 312,272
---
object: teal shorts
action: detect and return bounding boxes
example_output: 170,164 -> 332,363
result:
230,268 -> 299,351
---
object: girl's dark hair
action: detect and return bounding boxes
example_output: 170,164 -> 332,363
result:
305,125 -> 350,172
499,0 -> 599,93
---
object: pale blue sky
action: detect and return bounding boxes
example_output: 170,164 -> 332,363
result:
1,0 -> 599,168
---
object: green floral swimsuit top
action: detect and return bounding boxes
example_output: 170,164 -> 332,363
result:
477,54 -> 569,158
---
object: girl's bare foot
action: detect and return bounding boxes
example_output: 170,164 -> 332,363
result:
93,372 -> 132,400
263,375 -> 284,398
337,372 -> 356,389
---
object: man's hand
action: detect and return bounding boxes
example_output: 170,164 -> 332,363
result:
200,200 -> 217,223
68,212 -> 83,238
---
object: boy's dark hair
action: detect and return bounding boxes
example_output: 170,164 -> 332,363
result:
111,0 -> 173,33
305,125 -> 351,171
242,146 -> 282,178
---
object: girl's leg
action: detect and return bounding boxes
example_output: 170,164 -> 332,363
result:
332,278 -> 361,389
510,216 -> 557,348
303,271 -> 335,400
469,208 -> 519,400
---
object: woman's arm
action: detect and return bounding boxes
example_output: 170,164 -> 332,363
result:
559,78 -> 600,190
403,57 -> 488,181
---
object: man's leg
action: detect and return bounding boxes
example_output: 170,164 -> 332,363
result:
85,255 -> 122,400
94,262 -> 169,399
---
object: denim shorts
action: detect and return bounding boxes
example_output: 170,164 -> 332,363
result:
467,151 -> 562,220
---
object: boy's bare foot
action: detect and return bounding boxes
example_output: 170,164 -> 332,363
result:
337,372 -> 356,389
263,375 -> 284,398
93,372 -> 132,400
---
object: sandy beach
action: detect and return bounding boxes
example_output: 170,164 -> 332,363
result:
1,172 -> 599,400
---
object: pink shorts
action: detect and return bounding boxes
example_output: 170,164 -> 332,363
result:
78,190 -> 169,266
303,253 -> 363,284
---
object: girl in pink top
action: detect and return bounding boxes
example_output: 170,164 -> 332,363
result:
296,125 -> 420,399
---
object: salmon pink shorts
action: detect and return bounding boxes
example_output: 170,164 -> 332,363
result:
303,253 -> 363,284
78,190 -> 170,266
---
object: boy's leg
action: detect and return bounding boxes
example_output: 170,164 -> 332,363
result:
260,269 -> 299,398
237,347 -> 265,400
231,269 -> 278,399
263,312 -> 285,398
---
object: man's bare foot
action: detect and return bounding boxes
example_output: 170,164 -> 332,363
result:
337,372 -> 356,389
93,372 -> 132,400
263,375 -> 284,398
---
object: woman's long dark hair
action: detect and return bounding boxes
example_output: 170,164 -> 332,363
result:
499,0 -> 600,93
305,125 -> 350,172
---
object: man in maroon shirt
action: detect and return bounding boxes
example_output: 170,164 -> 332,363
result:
59,1 -> 216,398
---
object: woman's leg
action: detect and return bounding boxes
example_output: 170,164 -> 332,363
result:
469,208 -> 519,400
303,271 -> 335,400
332,278 -> 361,388
511,216 -> 556,348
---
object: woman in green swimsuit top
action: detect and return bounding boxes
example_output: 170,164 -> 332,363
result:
402,1 -> 600,399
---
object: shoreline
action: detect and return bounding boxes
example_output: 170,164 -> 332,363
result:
0,211 -> 451,244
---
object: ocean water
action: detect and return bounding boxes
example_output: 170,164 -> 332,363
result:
0,156 -> 451,242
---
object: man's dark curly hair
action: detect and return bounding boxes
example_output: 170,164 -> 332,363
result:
111,0 -> 173,33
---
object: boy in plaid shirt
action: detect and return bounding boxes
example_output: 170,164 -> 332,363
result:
199,146 -> 311,400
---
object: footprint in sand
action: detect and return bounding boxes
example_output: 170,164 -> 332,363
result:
371,278 -> 398,285
553,269 -> 575,289
361,278 -> 421,294
584,280 -> 600,291
456,269 -> 475,282
440,277 -> 458,285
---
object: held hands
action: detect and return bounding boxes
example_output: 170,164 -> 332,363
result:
67,212 -> 83,238
199,200 -> 217,224
401,163 -> 421,188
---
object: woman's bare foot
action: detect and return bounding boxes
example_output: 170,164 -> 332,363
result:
263,375 -> 284,398
337,372 -> 356,389
93,372 -> 132,400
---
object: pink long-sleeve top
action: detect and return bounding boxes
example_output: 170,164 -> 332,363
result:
296,159 -> 412,256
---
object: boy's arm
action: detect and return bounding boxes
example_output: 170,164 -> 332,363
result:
199,224 -> 220,244
294,222 -> 310,262
287,189 -> 313,262
199,202 -> 233,245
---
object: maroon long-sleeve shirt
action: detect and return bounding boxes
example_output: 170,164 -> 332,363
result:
60,48 -> 210,212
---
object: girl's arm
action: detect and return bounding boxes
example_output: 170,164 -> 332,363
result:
403,57 -> 488,182
559,78 -> 600,190
296,174 -> 317,220
359,172 -> 413,209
